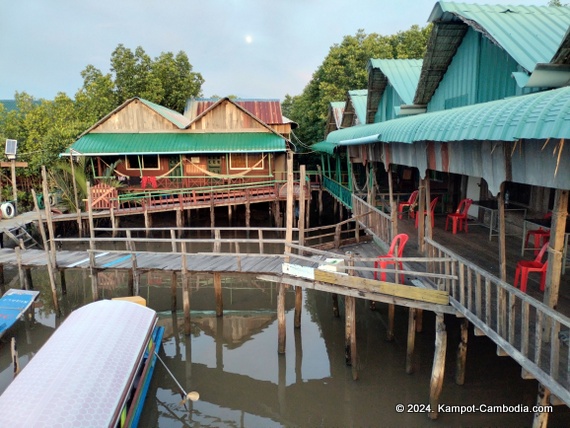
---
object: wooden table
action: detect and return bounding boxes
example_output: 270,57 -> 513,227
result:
472,200 -> 527,241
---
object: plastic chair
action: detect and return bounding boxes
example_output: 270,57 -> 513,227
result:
445,198 -> 473,234
397,190 -> 418,219
514,242 -> 549,293
374,233 -> 409,283
524,212 -> 551,255
415,197 -> 439,229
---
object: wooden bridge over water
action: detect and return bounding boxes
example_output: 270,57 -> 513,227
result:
1,198 -> 570,425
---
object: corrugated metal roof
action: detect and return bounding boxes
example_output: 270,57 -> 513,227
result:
431,2 -> 570,72
327,86 -> 570,145
368,59 -> 423,105
325,102 -> 345,138
415,2 -> 570,106
311,141 -> 340,155
67,133 -> 286,156
185,98 -> 285,124
348,90 -> 368,125
138,98 -> 191,129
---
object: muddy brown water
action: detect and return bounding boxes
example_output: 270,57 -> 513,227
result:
1,268 -> 570,427
1,206 -> 570,427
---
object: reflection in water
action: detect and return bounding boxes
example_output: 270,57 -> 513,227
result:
1,269 -> 570,427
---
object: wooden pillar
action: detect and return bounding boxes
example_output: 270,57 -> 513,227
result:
176,208 -> 183,233
531,384 -> 551,428
41,167 -> 57,269
294,287 -> 302,328
10,159 -> 17,207
210,199 -> 215,236
543,189 -> 568,311
345,252 -> 358,379
285,151 -> 294,263
110,207 -> 117,237
429,313 -> 447,420
126,230 -> 139,296
417,178 -> 426,253
227,204 -> 233,225
498,182 -> 507,281
406,308 -> 416,374
332,294 -> 340,317
278,282 -> 286,354
69,150 -> 83,237
59,269 -> 67,295
386,304 -> 395,342
144,207 -> 151,233
416,309 -> 424,333
86,182 -> 99,301
214,272 -> 223,317
299,165 -> 306,248
455,318 -> 469,385
387,164 -> 397,239
245,199 -> 251,229
170,271 -> 177,312
181,241 -> 191,335
31,189 -> 59,312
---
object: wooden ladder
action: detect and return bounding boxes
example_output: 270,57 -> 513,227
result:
2,225 -> 41,249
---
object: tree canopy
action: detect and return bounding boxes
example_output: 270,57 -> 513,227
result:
0,45 -> 204,176
283,26 -> 431,146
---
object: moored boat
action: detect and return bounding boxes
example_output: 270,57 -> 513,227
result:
0,289 -> 40,339
0,299 -> 164,427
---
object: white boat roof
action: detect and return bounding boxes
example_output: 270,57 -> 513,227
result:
0,299 -> 157,427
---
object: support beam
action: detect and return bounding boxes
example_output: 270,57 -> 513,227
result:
406,308 -> 416,374
455,318 -> 469,385
531,384 -> 551,428
429,313 -> 447,420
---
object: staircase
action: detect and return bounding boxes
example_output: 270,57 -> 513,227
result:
2,225 -> 41,249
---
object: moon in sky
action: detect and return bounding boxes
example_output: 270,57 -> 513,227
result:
245,35 -> 253,44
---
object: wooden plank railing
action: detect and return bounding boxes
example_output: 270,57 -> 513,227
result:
323,176 -> 352,209
351,194 -> 392,244
425,237 -> 570,406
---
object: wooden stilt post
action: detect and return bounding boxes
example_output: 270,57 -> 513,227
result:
228,204 -> 232,225
41,167 -> 57,269
15,247 -> 24,289
429,313 -> 447,420
455,318 -> 469,385
416,309 -> 424,333
210,199 -> 215,237
86,182 -> 99,301
176,208 -> 183,235
31,189 -> 59,312
532,384 -> 551,428
345,252 -> 358,379
69,149 -> 83,237
294,287 -> 302,328
111,206 -> 117,238
245,198 -> 251,229
11,337 -> 19,377
285,151 -> 294,261
214,272 -> 223,317
144,207 -> 151,234
332,294 -> 340,317
181,240 -> 191,335
299,165 -> 306,249
406,308 -> 416,374
171,271 -> 177,312
126,230 -> 139,296
387,164 -> 397,239
59,270 -> 67,295
498,182 -> 507,282
278,282 -> 286,354
417,178 -> 426,253
386,304 -> 395,342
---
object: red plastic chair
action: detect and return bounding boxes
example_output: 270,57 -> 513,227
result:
415,197 -> 439,229
525,212 -> 552,255
445,198 -> 473,234
397,190 -> 418,219
374,233 -> 409,283
514,242 -> 549,293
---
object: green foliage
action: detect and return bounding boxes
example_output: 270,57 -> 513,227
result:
110,44 -> 204,111
285,26 -> 431,146
49,158 -> 88,213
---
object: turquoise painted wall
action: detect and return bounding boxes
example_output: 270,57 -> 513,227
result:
428,28 -> 535,113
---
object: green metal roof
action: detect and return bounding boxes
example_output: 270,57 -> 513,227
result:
348,90 -> 368,124
326,86 -> 570,145
311,141 -> 340,155
431,2 -> 570,73
66,132 -> 286,156
138,98 -> 190,129
368,59 -> 423,105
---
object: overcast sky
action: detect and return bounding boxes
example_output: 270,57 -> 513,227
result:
0,0 -> 549,101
